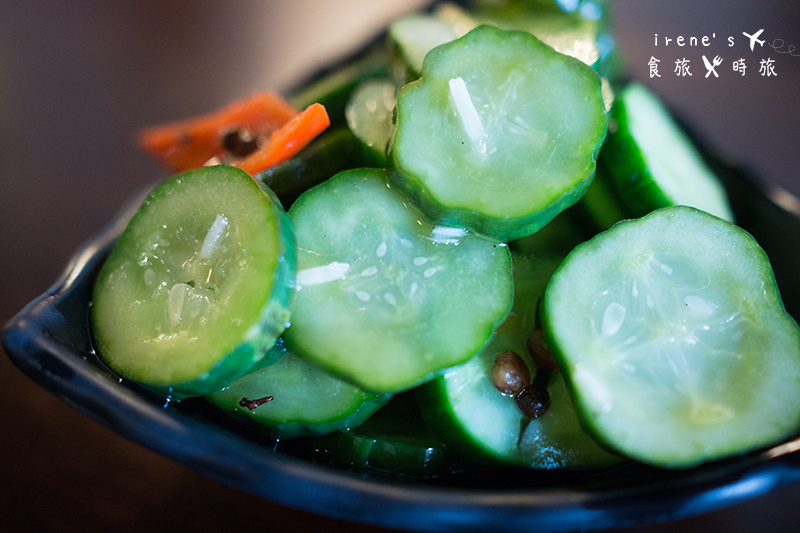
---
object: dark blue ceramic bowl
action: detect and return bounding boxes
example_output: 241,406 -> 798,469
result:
4,162 -> 800,532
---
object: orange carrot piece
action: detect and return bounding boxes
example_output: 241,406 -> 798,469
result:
234,103 -> 331,176
135,92 -> 299,172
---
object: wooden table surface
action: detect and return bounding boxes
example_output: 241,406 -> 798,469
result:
3,1 -> 800,531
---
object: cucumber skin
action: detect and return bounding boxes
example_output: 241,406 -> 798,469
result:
599,84 -> 734,223
600,97 -> 673,217
311,392 -> 454,478
312,427 -> 450,478
415,378 -> 502,467
389,166 -> 596,244
92,166 -> 297,399
509,206 -> 595,256
542,206 -> 800,468
574,159 -> 635,233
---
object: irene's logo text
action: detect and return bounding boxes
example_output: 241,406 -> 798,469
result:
647,28 -> 795,79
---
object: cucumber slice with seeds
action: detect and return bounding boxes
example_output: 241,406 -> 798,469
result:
92,165 -> 296,398
389,25 -> 607,242
388,12 -> 465,81
284,168 -> 513,394
543,206 -> 800,468
345,79 -> 397,166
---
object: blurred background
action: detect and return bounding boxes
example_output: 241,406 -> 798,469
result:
1,1 -> 799,531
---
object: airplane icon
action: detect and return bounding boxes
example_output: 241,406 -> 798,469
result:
743,29 -> 765,51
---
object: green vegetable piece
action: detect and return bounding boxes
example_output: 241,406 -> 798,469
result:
92,165 -> 296,398
543,206 -> 800,468
576,159 -> 634,232
312,392 -> 452,478
390,25 -> 608,242
468,0 -> 617,78
510,206 -> 595,256
205,338 -> 389,439
391,1 -> 617,83
388,11 -> 465,81
469,0 -> 609,20
417,253 -> 623,469
284,168 -> 513,394
345,79 -> 397,166
599,82 -> 734,222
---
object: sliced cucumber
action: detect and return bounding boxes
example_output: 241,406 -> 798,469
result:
390,1 -> 616,81
92,165 -> 296,398
205,338 -> 389,439
599,82 -> 734,222
388,12 -> 465,82
389,25 -> 607,242
469,0 -> 616,78
468,0 -> 609,20
543,206 -> 800,468
344,79 -> 396,166
418,253 -> 623,469
311,392 -> 452,478
284,168 -> 513,394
